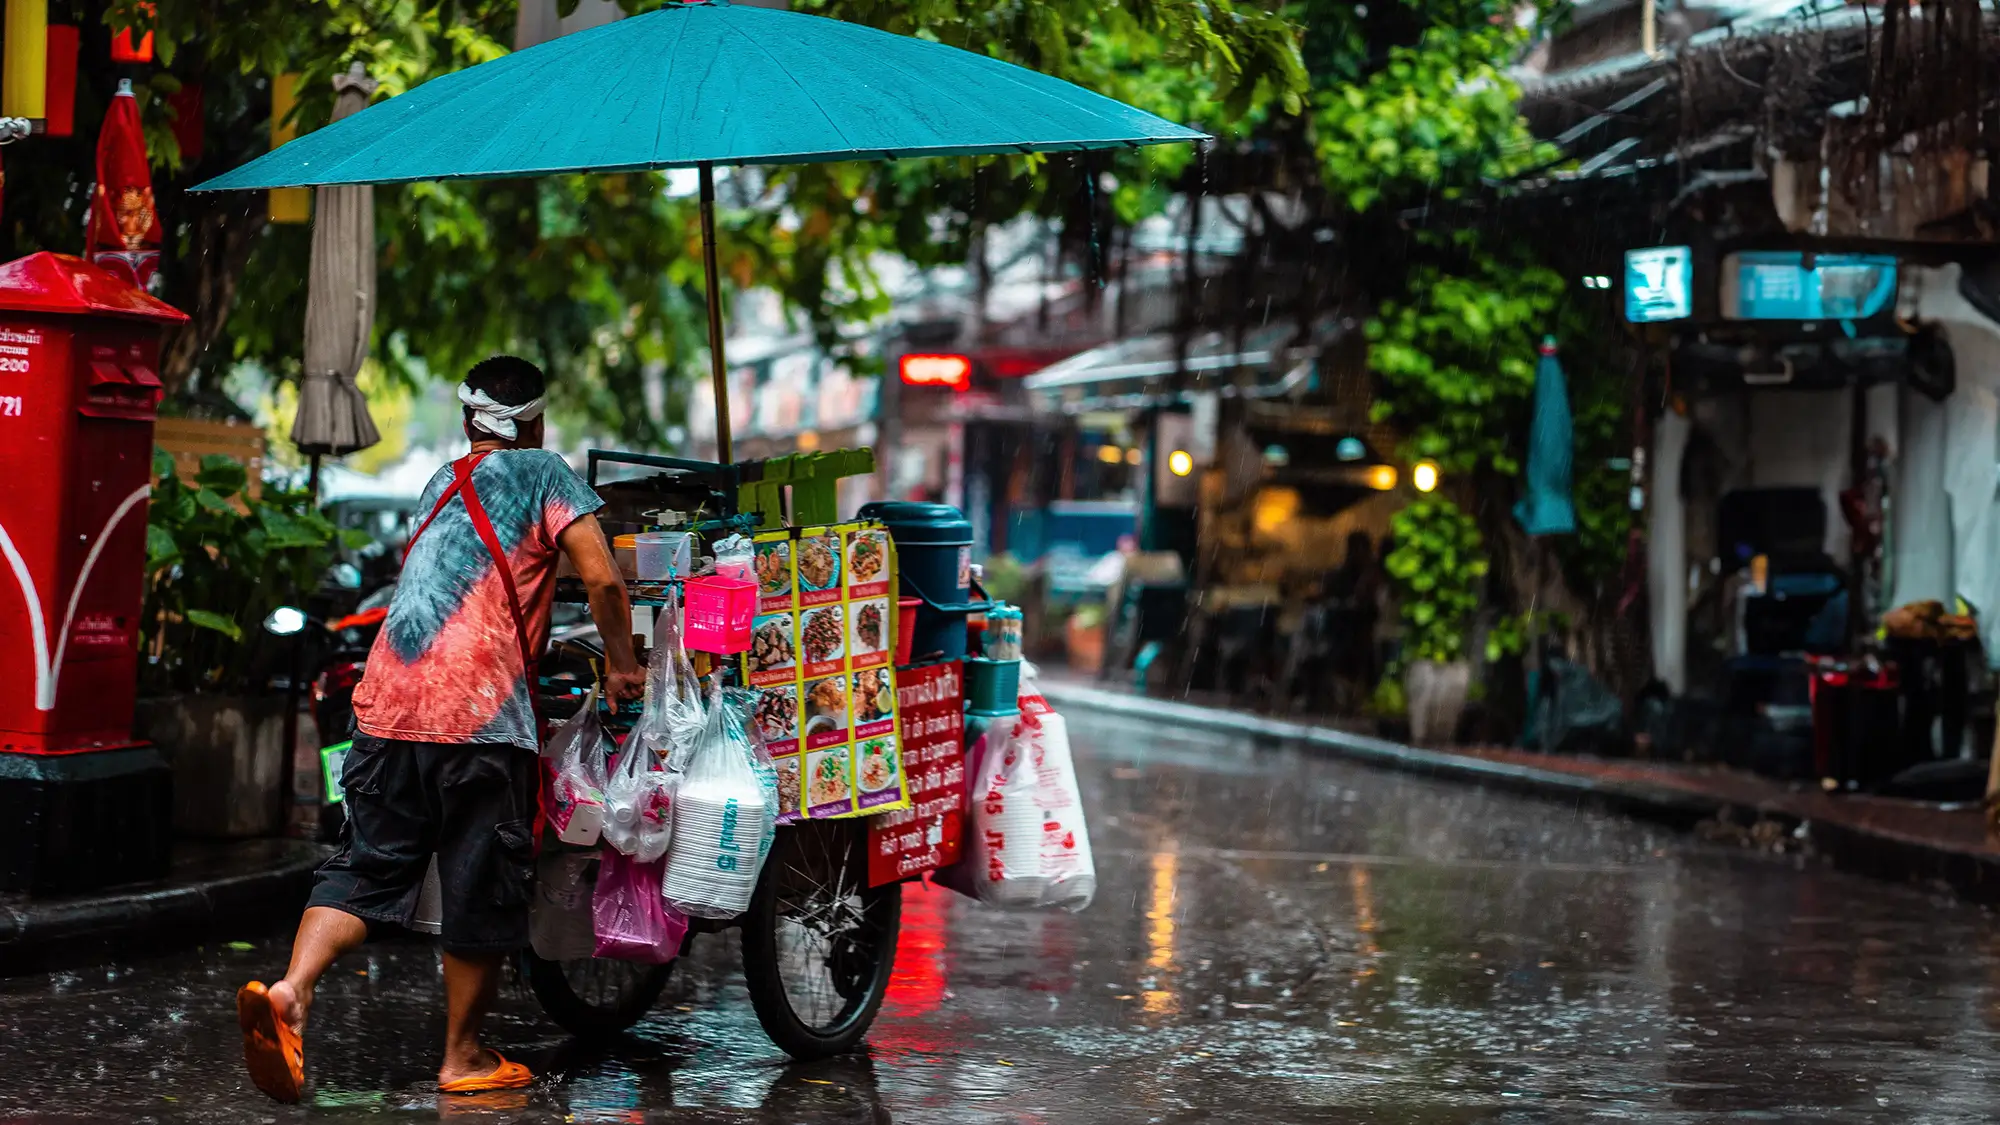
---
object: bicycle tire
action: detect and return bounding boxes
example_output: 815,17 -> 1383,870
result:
526,951 -> 675,1039
740,820 -> 903,1060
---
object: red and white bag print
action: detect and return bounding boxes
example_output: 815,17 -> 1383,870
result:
946,707 -> 1096,911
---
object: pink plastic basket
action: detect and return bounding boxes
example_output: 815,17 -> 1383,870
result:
682,575 -> 755,654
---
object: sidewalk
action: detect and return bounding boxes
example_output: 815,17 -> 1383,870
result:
1042,680 -> 2000,904
0,838 -> 328,974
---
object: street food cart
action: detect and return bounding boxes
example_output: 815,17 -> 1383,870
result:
195,0 -> 1197,1058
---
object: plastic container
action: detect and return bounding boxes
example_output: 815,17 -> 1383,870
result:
895,597 -> 922,666
965,657 -> 1022,714
612,533 -> 638,580
859,501 -> 985,662
683,575 -> 755,654
633,530 -> 693,580
713,534 -> 755,582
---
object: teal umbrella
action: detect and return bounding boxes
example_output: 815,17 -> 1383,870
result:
1513,335 -> 1577,537
193,0 -> 1205,458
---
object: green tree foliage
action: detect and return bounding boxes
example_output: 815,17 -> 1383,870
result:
1,0 -> 1308,442
1384,497 -> 1487,665
143,449 -> 359,694
1365,237 -> 1565,478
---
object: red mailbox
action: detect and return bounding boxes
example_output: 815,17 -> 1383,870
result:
0,252 -> 186,893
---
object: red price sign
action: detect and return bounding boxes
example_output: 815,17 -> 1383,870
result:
868,660 -> 966,887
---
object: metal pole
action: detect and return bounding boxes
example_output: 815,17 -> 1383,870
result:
700,162 -> 732,464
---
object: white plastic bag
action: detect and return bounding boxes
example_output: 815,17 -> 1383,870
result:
544,688 -> 612,847
631,601 -> 705,772
601,739 -> 676,862
662,685 -> 778,919
954,710 -> 1096,911
530,849 -> 599,960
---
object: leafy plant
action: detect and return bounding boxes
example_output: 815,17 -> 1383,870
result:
1384,498 -> 1487,666
1366,236 -> 1567,478
142,450 -> 356,695
1313,26 -> 1554,212
1482,609 -> 1572,663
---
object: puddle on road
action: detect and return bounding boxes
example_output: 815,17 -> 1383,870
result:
2,709 -> 1998,1123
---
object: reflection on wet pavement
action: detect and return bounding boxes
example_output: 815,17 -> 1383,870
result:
4,708 -> 1999,1122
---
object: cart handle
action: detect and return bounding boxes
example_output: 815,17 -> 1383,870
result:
899,570 -> 996,616
586,448 -> 735,489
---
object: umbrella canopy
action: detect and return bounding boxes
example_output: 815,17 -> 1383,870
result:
292,63 -> 382,461
190,0 -> 1205,191
1513,336 -> 1577,537
193,0 -> 1206,462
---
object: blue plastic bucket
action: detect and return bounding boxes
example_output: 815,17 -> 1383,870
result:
964,658 -> 1022,714
860,501 -> 987,662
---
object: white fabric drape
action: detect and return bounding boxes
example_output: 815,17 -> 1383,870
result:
1648,408 -> 1691,694
1901,263 -> 2000,664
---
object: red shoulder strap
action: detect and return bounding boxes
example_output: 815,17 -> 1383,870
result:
400,450 -> 541,724
402,452 -> 488,564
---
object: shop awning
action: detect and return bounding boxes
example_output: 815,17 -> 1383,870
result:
1022,324 -> 1319,413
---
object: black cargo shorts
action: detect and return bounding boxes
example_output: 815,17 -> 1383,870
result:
308,734 -> 539,954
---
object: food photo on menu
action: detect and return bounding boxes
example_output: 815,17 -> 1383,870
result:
852,668 -> 894,725
803,675 -> 849,743
749,613 -> 797,676
800,604 -> 846,667
847,529 -> 887,587
851,598 -> 887,655
796,533 -> 841,591
772,755 -> 802,819
754,539 -> 794,598
805,746 -> 854,814
856,737 -> 898,794
753,685 -> 800,747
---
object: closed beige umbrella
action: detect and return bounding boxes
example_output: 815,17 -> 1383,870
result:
292,62 -> 381,493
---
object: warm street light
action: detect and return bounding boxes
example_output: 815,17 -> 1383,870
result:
1366,465 -> 1397,491
1167,449 -> 1194,477
1413,460 -> 1440,493
1096,444 -> 1123,464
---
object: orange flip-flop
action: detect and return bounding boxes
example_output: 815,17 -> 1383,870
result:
236,981 -> 304,1103
437,1053 -> 533,1094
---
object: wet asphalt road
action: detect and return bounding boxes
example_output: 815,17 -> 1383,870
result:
5,708 -> 2000,1124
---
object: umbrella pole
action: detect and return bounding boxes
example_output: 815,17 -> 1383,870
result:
307,452 -> 322,500
699,162 -> 732,464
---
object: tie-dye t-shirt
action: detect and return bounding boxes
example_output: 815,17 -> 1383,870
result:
352,449 -> 603,751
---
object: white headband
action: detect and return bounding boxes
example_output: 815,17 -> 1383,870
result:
458,383 -> 546,440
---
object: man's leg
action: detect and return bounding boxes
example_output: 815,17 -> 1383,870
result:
438,951 -> 507,1085
270,907 -> 370,1037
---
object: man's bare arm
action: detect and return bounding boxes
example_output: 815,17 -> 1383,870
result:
557,514 -> 643,702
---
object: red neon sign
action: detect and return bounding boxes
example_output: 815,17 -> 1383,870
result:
899,353 -> 971,392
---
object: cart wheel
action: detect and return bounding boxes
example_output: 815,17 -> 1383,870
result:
741,820 -> 902,1060
526,951 -> 675,1039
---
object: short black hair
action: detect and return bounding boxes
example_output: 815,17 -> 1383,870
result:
464,355 -> 546,407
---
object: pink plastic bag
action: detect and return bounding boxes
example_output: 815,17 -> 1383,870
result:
591,848 -> 688,963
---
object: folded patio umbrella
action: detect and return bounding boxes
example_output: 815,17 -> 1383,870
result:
1514,336 -> 1577,537
292,63 -> 382,490
193,0 -> 1205,460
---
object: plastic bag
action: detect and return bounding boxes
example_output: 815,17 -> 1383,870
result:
631,601 -> 705,772
591,848 -> 687,963
544,688 -> 612,846
661,684 -> 778,920
713,533 -> 754,582
530,849 -> 598,960
941,710 -> 1096,911
601,739 -> 676,862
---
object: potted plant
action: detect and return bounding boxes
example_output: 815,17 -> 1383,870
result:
140,451 -> 348,837
1384,498 -> 1487,745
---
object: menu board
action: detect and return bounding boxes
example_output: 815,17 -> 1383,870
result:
868,660 -> 967,887
743,521 -> 907,821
